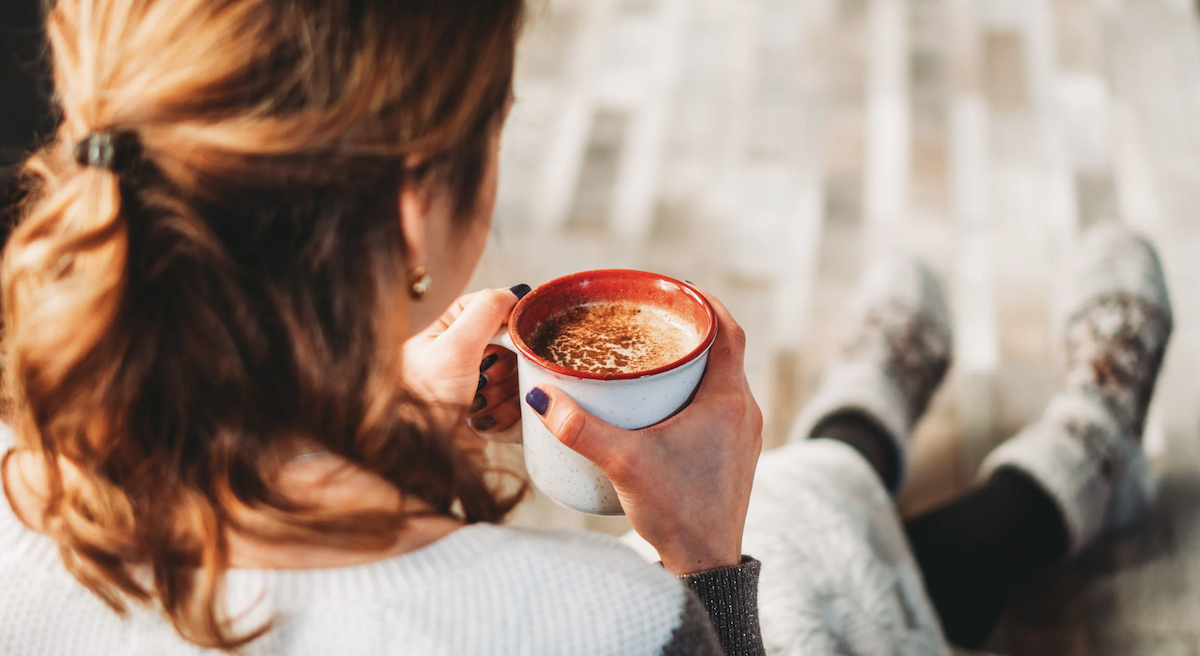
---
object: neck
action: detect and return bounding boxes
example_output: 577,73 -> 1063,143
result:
230,452 -> 464,569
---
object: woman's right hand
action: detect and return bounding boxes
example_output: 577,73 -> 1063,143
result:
524,291 -> 763,575
401,287 -> 526,441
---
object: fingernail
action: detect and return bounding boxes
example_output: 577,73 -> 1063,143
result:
480,353 -> 499,372
477,375 -> 487,392
472,415 -> 497,432
470,393 -> 487,414
684,280 -> 694,285
525,387 -> 549,416
509,283 -> 532,300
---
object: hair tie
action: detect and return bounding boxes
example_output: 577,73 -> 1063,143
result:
73,130 -> 139,171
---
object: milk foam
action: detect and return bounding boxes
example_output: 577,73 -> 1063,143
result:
528,302 -> 700,375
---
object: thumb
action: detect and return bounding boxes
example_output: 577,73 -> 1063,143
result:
525,385 -> 632,477
438,288 -> 520,352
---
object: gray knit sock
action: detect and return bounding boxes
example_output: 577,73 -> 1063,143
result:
790,256 -> 953,491
981,222 -> 1173,554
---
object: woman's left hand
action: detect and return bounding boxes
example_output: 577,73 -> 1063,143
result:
402,287 -> 526,441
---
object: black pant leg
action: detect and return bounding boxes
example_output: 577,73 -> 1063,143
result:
903,467 -> 1070,649
810,410 -> 901,492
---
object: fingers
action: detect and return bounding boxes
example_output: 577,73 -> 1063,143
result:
422,292 -> 476,337
477,345 -> 517,389
468,392 -> 521,435
468,348 -> 519,435
693,288 -> 747,368
689,288 -> 749,396
469,373 -> 518,420
437,287 -> 520,352
524,385 -> 631,478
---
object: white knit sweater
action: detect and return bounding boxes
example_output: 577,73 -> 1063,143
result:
6,424 -> 745,656
1,436 -> 954,656
0,506 -> 711,656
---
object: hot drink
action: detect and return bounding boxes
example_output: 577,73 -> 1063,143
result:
527,301 -> 700,375
493,269 -> 717,514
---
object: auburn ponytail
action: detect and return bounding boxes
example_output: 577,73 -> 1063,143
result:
2,0 -> 526,649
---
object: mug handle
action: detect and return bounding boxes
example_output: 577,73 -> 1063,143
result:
479,329 -> 523,445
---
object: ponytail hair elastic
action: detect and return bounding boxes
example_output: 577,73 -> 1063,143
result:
73,130 -> 140,172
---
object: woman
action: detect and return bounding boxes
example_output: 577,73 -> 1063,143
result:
0,0 -> 1174,655
0,1 -> 763,654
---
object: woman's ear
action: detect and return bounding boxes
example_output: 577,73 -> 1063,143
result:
398,162 -> 432,270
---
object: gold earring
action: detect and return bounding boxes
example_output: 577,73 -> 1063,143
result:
407,266 -> 432,300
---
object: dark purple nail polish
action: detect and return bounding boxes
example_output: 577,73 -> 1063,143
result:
473,415 -> 497,432
509,283 -> 532,300
525,387 -> 549,416
477,375 -> 487,392
470,393 -> 487,414
480,353 -> 498,372
684,280 -> 695,285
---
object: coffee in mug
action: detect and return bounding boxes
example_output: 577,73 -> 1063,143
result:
488,270 -> 717,515
527,301 -> 702,375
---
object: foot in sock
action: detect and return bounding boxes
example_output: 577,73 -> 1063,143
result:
1063,295 -> 1171,441
791,256 -> 953,492
981,222 -> 1173,554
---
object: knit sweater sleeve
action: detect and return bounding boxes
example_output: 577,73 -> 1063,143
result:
662,557 -> 766,656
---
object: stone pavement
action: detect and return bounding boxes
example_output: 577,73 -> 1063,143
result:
470,1 -> 1200,652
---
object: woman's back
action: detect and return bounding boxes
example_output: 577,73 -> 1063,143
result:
0,489 -> 697,656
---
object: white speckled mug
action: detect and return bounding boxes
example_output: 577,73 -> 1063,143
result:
490,270 -> 717,515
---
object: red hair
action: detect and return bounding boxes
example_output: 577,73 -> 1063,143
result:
3,0 -> 526,648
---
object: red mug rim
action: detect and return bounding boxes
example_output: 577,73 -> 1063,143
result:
507,269 -> 718,381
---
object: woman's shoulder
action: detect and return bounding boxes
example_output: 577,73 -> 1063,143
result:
444,522 -> 683,599
483,523 -> 657,567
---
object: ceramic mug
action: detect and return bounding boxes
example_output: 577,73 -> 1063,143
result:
489,269 -> 717,515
